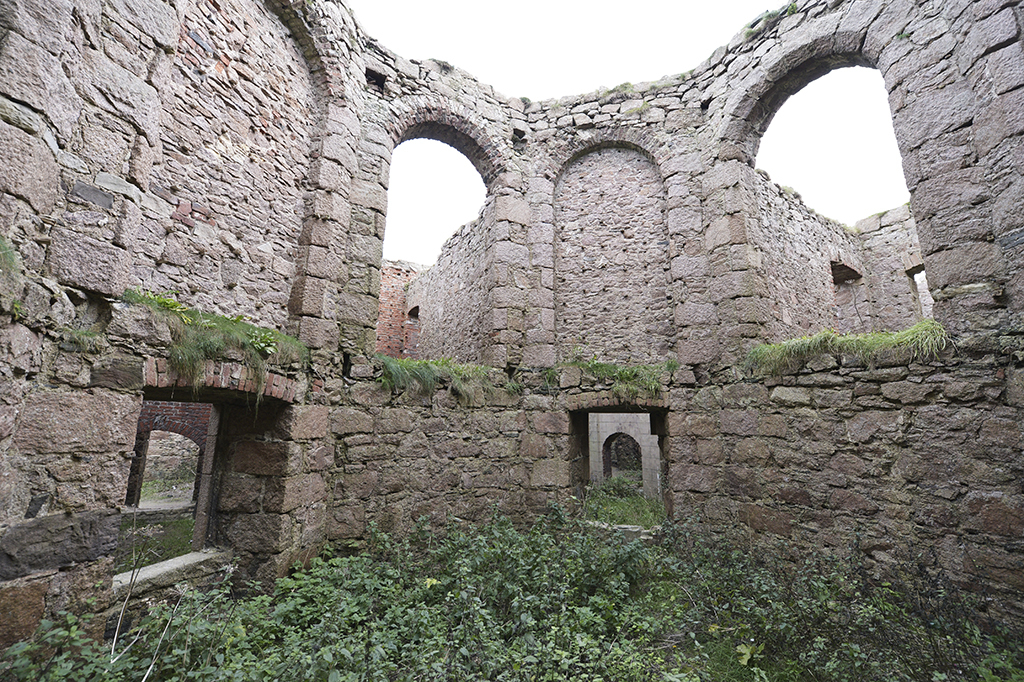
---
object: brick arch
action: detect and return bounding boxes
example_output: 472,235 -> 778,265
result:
135,401 -> 213,454
386,96 -> 510,188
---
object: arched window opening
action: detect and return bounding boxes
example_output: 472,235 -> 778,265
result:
756,67 -> 908,225
755,67 -> 931,333
382,138 -> 486,266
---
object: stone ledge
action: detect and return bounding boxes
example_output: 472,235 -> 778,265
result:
112,548 -> 233,600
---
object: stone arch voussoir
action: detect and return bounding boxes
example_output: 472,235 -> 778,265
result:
548,130 -> 670,190
386,95 -> 509,188
717,27 -> 875,165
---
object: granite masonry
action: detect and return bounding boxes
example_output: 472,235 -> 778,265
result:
1,0 -> 1023,644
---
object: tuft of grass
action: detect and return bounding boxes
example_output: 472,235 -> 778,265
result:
376,355 -> 510,406
568,357 -> 679,399
582,476 -> 666,528
746,319 -> 950,375
122,288 -> 308,395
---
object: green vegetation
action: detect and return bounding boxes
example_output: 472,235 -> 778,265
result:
114,515 -> 195,574
624,101 -> 652,115
567,355 -> 680,400
376,354 -> 504,405
787,3 -> 798,16
5,513 -> 1023,681
745,319 -> 950,376
123,288 -> 308,393
582,476 -> 666,528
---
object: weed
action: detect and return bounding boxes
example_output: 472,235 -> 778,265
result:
582,476 -> 666,527
624,101 -> 652,115
787,2 -> 798,16
376,354 -> 510,406
745,319 -> 949,375
3,515 -> 1023,681
122,288 -> 308,396
569,356 -> 678,399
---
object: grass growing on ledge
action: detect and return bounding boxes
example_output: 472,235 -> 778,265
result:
567,357 -> 680,399
376,354 -> 502,406
745,319 -> 950,375
582,476 -> 666,528
122,288 -> 308,392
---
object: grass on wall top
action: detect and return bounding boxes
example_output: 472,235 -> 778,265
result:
123,288 -> 308,392
745,319 -> 950,376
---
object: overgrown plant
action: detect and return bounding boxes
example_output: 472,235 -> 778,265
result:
568,356 -> 680,399
122,288 -> 308,394
376,354 -> 504,405
3,514 -> 1023,681
582,476 -> 666,528
745,319 -> 950,375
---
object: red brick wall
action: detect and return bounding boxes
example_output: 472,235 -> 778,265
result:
376,261 -> 423,358
137,400 -> 213,451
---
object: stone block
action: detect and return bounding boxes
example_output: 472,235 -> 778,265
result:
0,574 -> 50,647
230,440 -> 302,477
739,504 -> 793,537
531,411 -> 568,434
719,409 -> 758,436
288,276 -> 327,317
495,195 -> 531,225
222,513 -> 292,554
770,386 -> 811,406
331,407 -> 374,435
278,405 -> 329,440
924,242 -> 1004,290
705,214 -> 747,250
0,32 -> 81,141
829,489 -> 879,514
264,474 -> 327,513
47,228 -> 130,296
378,408 -> 414,434
14,389 -> 138,454
893,79 -> 975,152
79,48 -> 160,142
0,510 -> 119,580
963,492 -> 1024,537
669,463 -> 718,493
0,119 -> 57,212
217,474 -> 262,513
530,458 -> 568,487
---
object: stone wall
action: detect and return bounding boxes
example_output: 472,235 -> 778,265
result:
553,147 -> 672,364
375,260 -> 423,358
406,211 -> 494,363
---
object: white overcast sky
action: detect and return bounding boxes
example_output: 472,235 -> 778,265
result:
346,0 -> 910,265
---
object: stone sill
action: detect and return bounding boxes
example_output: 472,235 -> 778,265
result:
112,548 -> 233,600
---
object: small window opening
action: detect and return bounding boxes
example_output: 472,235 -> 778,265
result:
407,305 -> 419,320
906,265 -> 934,318
831,261 -> 862,284
120,400 -> 217,572
366,68 -> 386,92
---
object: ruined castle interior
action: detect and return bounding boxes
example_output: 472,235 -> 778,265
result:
1,0 -> 1023,644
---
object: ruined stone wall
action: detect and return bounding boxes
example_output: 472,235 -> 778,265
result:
855,204 -> 933,330
375,260 -> 423,358
406,212 -> 493,363
4,0 -> 1024,648
142,0 -> 314,328
553,147 -> 672,364
665,347 -> 1024,619
749,169 -> 864,337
